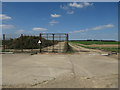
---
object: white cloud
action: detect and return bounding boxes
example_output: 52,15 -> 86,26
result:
32,28 -> 48,31
0,14 -> 12,20
49,20 -> 59,26
51,14 -> 61,18
60,5 -> 69,10
50,24 -> 54,26
83,2 -> 93,6
60,2 -> 93,15
69,24 -> 114,34
60,5 -> 74,14
92,24 -> 114,30
69,2 -> 83,8
0,24 -> 14,29
67,11 -> 74,14
105,24 -> 114,27
92,26 -> 104,30
16,30 -> 24,34
68,2 -> 93,8
49,20 -> 58,24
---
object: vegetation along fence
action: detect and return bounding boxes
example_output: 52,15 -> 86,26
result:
2,33 -> 69,53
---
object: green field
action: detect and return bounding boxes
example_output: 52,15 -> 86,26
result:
70,41 -> 119,45
77,44 -> 119,53
70,41 -> 119,53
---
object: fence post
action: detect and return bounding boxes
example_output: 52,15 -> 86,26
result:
52,34 -> 55,52
21,34 -> 23,52
65,34 -> 69,52
3,34 -> 5,51
66,34 -> 68,45
39,33 -> 42,53
47,34 -> 48,51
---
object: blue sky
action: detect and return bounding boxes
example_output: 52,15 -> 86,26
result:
1,2 -> 118,40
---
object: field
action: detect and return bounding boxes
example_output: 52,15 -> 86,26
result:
71,41 -> 119,45
70,41 -> 119,53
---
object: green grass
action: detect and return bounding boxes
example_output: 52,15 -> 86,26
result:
64,45 -> 75,53
2,50 -> 11,52
70,41 -> 119,53
77,44 -> 119,53
100,47 -> 119,53
71,41 -> 119,45
30,51 -> 38,55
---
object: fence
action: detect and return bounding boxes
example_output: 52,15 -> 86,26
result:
2,33 -> 69,53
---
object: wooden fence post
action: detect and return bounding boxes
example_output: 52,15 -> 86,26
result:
3,34 -> 5,51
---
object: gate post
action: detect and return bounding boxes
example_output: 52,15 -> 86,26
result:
47,34 -> 48,51
39,33 -> 42,53
21,34 -> 23,52
66,34 -> 69,45
66,34 -> 69,52
52,34 -> 55,52
3,34 -> 5,51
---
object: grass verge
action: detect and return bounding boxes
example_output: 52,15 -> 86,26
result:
77,44 -> 119,53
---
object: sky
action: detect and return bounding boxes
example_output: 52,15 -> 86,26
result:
1,2 -> 118,40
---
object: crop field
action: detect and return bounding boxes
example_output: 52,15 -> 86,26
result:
70,41 -> 119,53
71,41 -> 119,45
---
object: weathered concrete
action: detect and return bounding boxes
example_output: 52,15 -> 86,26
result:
2,54 -> 72,88
2,43 -> 118,88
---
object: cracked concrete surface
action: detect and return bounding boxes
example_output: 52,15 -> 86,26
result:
2,43 -> 118,88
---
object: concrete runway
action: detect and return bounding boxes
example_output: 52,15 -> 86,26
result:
2,43 -> 118,88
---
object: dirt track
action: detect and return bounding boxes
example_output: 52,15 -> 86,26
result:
42,42 -> 65,53
2,42 -> 118,88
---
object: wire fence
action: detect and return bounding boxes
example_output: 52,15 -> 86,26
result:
2,33 -> 69,53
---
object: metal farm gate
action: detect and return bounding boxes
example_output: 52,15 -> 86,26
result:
40,33 -> 68,53
2,33 -> 69,53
